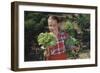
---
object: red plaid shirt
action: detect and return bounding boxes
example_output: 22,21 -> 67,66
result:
48,32 -> 69,56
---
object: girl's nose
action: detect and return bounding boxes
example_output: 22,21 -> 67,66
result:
50,27 -> 54,29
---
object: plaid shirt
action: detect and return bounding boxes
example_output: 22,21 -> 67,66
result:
49,32 -> 69,56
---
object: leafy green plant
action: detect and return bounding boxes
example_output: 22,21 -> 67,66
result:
65,36 -> 79,46
65,36 -> 80,59
37,32 -> 56,48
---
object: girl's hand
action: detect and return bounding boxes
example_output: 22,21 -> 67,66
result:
71,45 -> 80,53
44,47 -> 50,57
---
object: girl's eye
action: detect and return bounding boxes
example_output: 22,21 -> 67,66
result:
49,24 -> 53,27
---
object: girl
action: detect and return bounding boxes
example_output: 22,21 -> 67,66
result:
44,15 -> 69,60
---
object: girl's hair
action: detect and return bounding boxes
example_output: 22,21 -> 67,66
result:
48,15 -> 65,23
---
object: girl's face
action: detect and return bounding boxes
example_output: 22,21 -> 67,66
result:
48,18 -> 59,34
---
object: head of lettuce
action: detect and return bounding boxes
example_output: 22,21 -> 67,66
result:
37,32 -> 56,49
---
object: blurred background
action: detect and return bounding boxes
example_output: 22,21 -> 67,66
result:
24,11 -> 90,61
